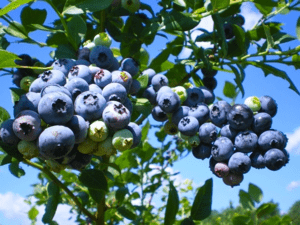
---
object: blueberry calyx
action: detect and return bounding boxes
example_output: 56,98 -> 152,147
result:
98,53 -> 107,62
83,94 -> 97,105
94,69 -> 105,79
113,103 -> 127,115
52,99 -> 67,113
20,123 -> 33,135
41,71 -> 52,82
70,66 -> 79,76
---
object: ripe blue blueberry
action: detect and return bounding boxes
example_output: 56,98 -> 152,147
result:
172,106 -> 190,126
93,69 -> 112,88
13,92 -> 41,117
156,86 -> 173,102
264,148 -> 287,171
199,122 -> 218,144
29,70 -> 66,92
188,103 -> 210,125
77,47 -> 90,62
142,86 -> 157,105
89,84 -> 102,95
211,136 -> 234,161
250,151 -> 266,169
227,104 -> 253,130
68,65 -> 93,84
41,84 -> 72,99
75,59 -> 90,66
65,77 -> 90,101
192,143 -> 212,160
0,119 -> 20,145
251,112 -> 272,134
151,74 -> 169,92
209,101 -> 232,127
234,131 -> 258,153
120,58 -> 140,77
129,79 -> 141,96
126,122 -> 142,149
199,86 -> 215,105
259,95 -> 277,117
89,46 -> 114,69
66,115 -> 88,144
178,116 -> 199,136
51,58 -> 76,76
102,83 -> 127,103
183,87 -> 205,107
228,152 -> 251,174
220,124 -> 238,142
152,105 -> 168,122
141,68 -> 156,84
157,91 -> 181,113
111,70 -> 132,92
123,97 -> 133,114
258,129 -> 287,152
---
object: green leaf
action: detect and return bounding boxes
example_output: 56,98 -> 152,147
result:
248,183 -> 263,203
0,0 -> 34,16
160,10 -> 199,31
263,23 -> 274,50
149,48 -> 171,72
46,32 -> 69,47
137,75 -> 148,91
232,214 -> 251,225
191,72 -> 203,87
259,216 -> 281,225
54,44 -> 77,59
164,182 -> 179,225
88,188 -> 105,202
247,61 -> 300,95
232,25 -> 246,51
21,6 -> 47,32
138,141 -> 157,163
77,191 -> 89,205
254,0 -> 276,16
155,126 -> 167,142
256,203 -> 278,218
223,81 -> 236,99
144,182 -> 161,193
42,196 -> 59,224
67,15 -> 87,46
132,98 -> 152,118
10,88 -> 26,104
141,120 -> 150,142
115,149 -> 138,169
111,48 -> 121,58
0,142 -> 23,160
212,14 -> 227,58
0,154 -> 12,166
228,65 -> 245,97
0,50 -> 20,68
292,54 -> 300,69
5,21 -> 28,39
117,206 -> 137,220
79,169 -> 108,191
63,0 -> 113,15
272,32 -> 296,45
211,0 -> 230,10
115,187 -> 129,203
239,190 -> 254,210
0,107 -> 10,127
28,206 -> 39,220
121,171 -> 140,184
190,178 -> 212,221
165,64 -> 187,87
9,161 -> 25,178
297,17 -> 300,40
47,182 -> 60,196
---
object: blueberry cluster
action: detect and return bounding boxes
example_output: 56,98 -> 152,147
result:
1,45 -> 144,172
145,83 -> 289,187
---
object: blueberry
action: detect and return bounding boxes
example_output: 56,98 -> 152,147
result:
88,120 -> 109,142
244,96 -> 261,112
264,148 -> 287,171
183,87 -> 205,107
66,115 -> 88,144
121,0 -> 140,13
228,152 -> 251,174
93,69 -> 112,88
94,136 -> 116,156
13,110 -> 42,141
74,91 -> 106,122
12,71 -> 23,87
93,32 -> 112,47
234,14 -> 245,26
252,112 -> 272,134
77,137 -> 98,154
68,65 -> 93,84
107,57 -> 120,72
163,121 -> 178,135
172,106 -> 190,126
102,101 -> 131,131
54,144 -> 78,165
89,84 -> 102,95
209,156 -> 218,176
102,83 -> 127,103
65,77 -> 90,101
199,86 -> 215,105
129,79 -> 141,96
220,124 -> 238,142
258,129 -> 287,152
38,92 -> 74,125
214,162 -> 230,178
0,119 -> 20,145
222,172 -> 244,187
13,92 -> 41,117
227,104 -> 253,130
89,46 -> 114,69
123,97 -> 133,114
75,59 -> 90,66
178,116 -> 199,137
192,143 -> 212,160
259,95 -> 278,117
157,91 -> 181,113
111,70 -> 132,91
250,151 -> 266,169
211,136 -> 234,161
152,106 -> 168,122
234,131 -> 258,153
141,68 -> 156,84
142,86 -> 157,105
77,47 -> 90,61
68,150 -> 92,171
41,84 -> 72,99
125,122 -> 142,149
151,74 -> 169,92
188,103 -> 210,125
156,86 -> 173,102
199,122 -> 218,144
223,23 -> 234,39
38,125 -> 75,160
51,58 -> 76,76
29,70 -> 66,92
112,129 -> 133,151
17,140 -> 39,159
89,65 -> 101,76
203,77 -> 217,90
201,67 -> 218,77
120,58 -> 140,77
209,101 -> 232,127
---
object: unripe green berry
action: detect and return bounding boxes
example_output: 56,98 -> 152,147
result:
121,0 -> 140,13
20,76 -> 36,92
93,33 -> 112,47
78,138 -> 98,154
83,40 -> 96,50
183,82 -> 193,89
188,135 -> 201,147
112,129 -> 133,151
244,96 -> 261,112
94,136 -> 116,156
172,86 -> 187,104
17,140 -> 39,159
164,121 -> 178,135
88,121 -> 109,142
46,160 -> 66,173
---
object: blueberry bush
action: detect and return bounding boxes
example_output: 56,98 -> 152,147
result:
0,0 -> 299,224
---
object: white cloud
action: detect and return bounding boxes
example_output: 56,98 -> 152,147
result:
240,2 -> 262,31
0,192 -> 76,225
286,181 -> 300,191
286,127 -> 300,154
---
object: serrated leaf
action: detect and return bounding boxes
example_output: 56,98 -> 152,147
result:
190,178 -> 212,221
297,17 -> 300,40
63,0 -> 113,15
79,169 -> 108,191
248,183 -> 263,203
0,107 -> 10,127
247,61 -> 300,95
0,0 -> 34,16
211,0 -> 230,10
0,50 -> 20,68
239,190 -> 254,210
9,161 -> 25,178
28,206 -> 39,220
117,206 -> 137,220
164,181 -> 179,225
160,10 -> 199,31
223,81 -> 236,99
228,65 -> 245,97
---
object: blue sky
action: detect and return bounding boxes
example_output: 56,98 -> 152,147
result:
0,1 -> 300,224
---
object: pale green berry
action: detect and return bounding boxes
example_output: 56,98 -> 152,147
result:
121,0 -> 140,13
17,140 -> 39,159
78,138 -> 98,154
83,40 -> 96,50
46,160 -> 66,173
112,129 -> 133,151
88,121 -> 109,142
20,76 -> 36,92
93,33 -> 112,47
164,121 -> 178,135
172,86 -> 187,104
244,96 -> 261,112
94,137 -> 116,156
188,135 -> 201,147
183,82 -> 194,89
